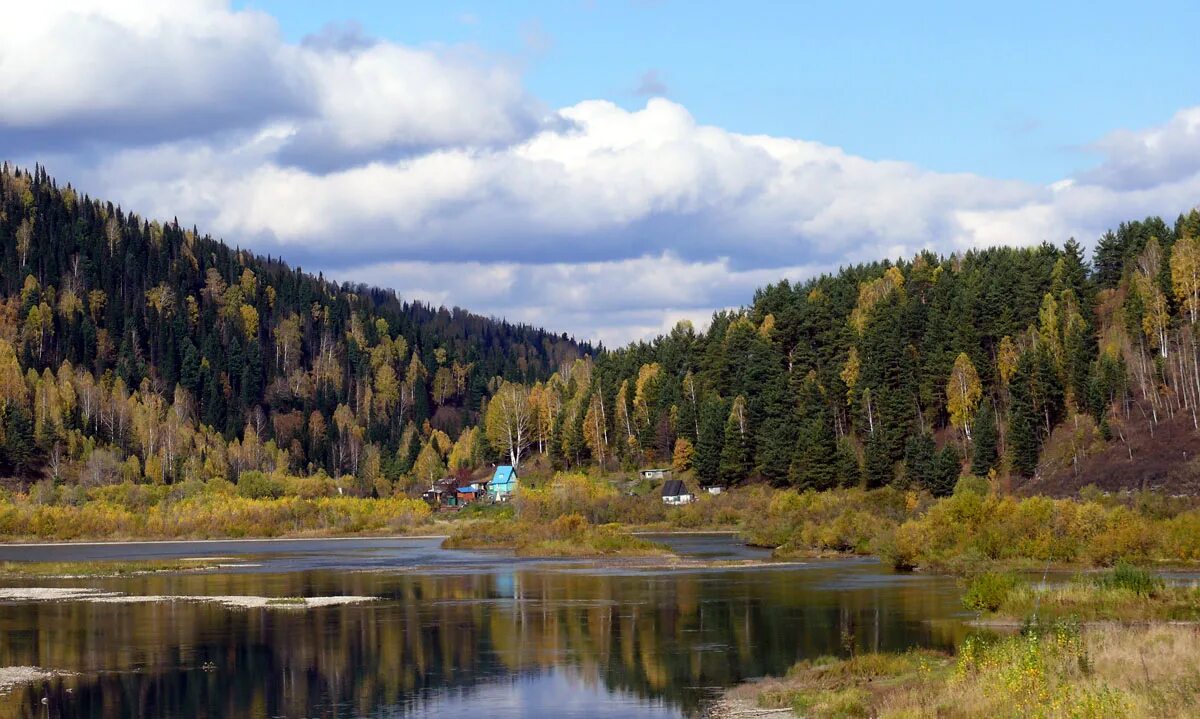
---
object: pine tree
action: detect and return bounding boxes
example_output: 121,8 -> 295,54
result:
970,402 -> 998,476
695,395 -> 727,485
1009,358 -> 1041,478
1093,230 -> 1125,290
789,374 -> 838,489
932,444 -> 962,496
719,396 -> 752,484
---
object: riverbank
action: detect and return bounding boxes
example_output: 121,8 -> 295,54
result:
716,621 -> 1200,718
0,558 -> 239,577
442,514 -> 673,557
2,477 -> 1199,574
964,564 -> 1200,623
713,561 -> 1200,718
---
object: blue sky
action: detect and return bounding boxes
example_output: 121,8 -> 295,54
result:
4,2 -> 1200,344
241,0 -> 1200,183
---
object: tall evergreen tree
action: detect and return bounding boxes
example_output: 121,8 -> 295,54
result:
970,402 -> 998,476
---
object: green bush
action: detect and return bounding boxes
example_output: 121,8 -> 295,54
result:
1092,561 -> 1163,597
962,571 -> 1023,613
236,471 -> 284,500
953,475 -> 989,497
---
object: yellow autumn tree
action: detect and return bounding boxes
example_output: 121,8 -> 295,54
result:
1171,234 -> 1200,325
946,352 -> 982,441
582,391 -> 608,470
1037,293 -> 1063,369
672,438 -> 694,473
411,441 -> 446,486
448,426 -> 479,470
997,335 -> 1019,387
484,381 -> 533,468
840,346 -> 861,407
849,266 -> 905,332
0,339 -> 26,411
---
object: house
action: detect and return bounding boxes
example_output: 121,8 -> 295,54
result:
423,473 -> 491,510
661,479 -> 694,505
640,468 -> 672,481
705,486 -> 724,495
422,477 -> 462,510
489,465 -> 518,501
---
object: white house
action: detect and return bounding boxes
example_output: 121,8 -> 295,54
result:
661,479 -> 694,505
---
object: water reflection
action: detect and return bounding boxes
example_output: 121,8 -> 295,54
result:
0,537 -> 969,718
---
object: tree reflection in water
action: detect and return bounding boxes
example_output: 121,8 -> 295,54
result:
0,542 -> 968,718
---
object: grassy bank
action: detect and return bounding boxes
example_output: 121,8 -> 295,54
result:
442,513 -> 672,557
728,621 -> 1200,718
963,564 -> 1200,623
0,558 -> 229,577
739,480 -> 1200,573
2,470 -> 1198,574
0,483 -> 432,541
723,562 -> 1200,718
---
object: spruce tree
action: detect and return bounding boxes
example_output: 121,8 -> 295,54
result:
789,375 -> 837,489
719,396 -> 752,484
904,432 -> 936,488
970,402 -> 998,476
694,395 -> 726,485
1008,357 -> 1041,478
932,445 -> 962,497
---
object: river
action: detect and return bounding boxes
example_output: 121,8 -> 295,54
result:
0,534 -> 971,718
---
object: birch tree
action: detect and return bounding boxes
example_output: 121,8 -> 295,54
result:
485,381 -> 533,469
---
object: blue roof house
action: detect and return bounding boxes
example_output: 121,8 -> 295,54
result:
489,466 -> 518,501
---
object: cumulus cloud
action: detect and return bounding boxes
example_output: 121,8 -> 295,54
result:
330,254 -> 827,346
4,1 -> 1200,344
0,0 -> 547,157
1079,107 -> 1200,191
72,98 -> 1043,270
0,0 -> 299,147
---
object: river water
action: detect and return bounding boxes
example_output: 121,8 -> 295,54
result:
0,534 -> 970,718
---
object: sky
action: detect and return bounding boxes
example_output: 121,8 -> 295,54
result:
2,0 -> 1199,345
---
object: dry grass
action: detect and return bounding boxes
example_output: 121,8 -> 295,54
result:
442,513 -> 672,557
970,564 -> 1200,623
730,623 -> 1200,718
995,581 -> 1200,622
0,558 -> 225,577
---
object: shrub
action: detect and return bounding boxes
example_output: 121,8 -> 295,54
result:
281,474 -> 336,499
1092,561 -> 1163,597
953,475 -> 989,497
236,471 -> 284,500
962,571 -> 1023,613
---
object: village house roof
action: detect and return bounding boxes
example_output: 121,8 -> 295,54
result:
661,479 -> 689,497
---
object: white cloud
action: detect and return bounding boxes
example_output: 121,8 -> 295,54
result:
331,253 -> 826,345
0,0 -> 545,154
0,1 -> 296,139
1081,107 -> 1200,191
5,1 -> 1200,344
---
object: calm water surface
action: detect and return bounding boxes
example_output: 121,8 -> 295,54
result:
0,534 -> 970,718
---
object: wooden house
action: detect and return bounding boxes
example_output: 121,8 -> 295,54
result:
423,473 -> 490,510
661,479 -> 694,505
489,465 -> 518,501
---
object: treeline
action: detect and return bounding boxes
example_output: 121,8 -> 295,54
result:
482,209 -> 1200,495
5,161 -> 1200,500
0,164 -> 586,490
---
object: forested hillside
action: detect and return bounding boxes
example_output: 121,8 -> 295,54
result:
0,164 -> 586,491
509,210 -> 1200,496
2,162 -> 1199,500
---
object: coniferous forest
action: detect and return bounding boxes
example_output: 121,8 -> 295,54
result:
3,163 -> 1200,501
0,164 -> 585,494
